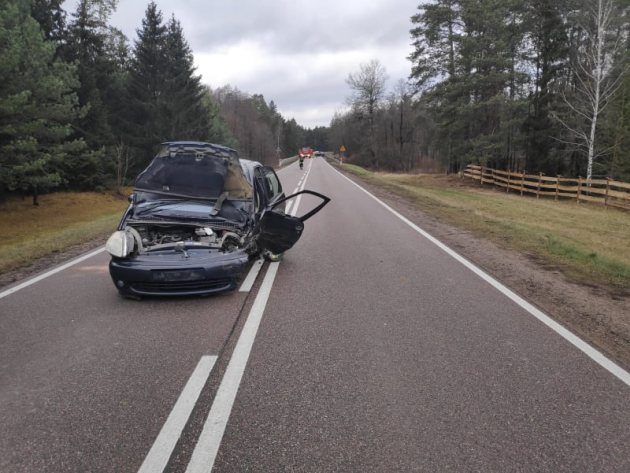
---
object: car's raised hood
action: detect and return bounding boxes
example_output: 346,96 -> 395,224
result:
134,142 -> 253,200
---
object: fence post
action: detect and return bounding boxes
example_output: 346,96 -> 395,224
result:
577,177 -> 582,203
520,171 -> 525,196
506,169 -> 510,193
555,176 -> 559,200
605,178 -> 610,206
536,172 -> 542,199
480,166 -> 484,186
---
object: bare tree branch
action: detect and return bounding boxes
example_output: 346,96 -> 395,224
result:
555,0 -> 627,179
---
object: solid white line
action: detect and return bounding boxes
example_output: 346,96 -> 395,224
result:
285,165 -> 312,216
285,201 -> 294,216
324,160 -> 630,387
238,258 -> 264,292
185,263 -> 280,473
185,161 -> 313,473
284,186 -> 300,215
0,247 -> 106,300
289,162 -> 312,217
138,356 -> 218,473
291,194 -> 304,217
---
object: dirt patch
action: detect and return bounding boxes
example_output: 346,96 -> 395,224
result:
337,166 -> 630,371
0,235 -> 109,290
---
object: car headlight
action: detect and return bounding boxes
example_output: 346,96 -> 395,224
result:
106,230 -> 135,257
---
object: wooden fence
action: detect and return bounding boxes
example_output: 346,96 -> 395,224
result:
462,165 -> 630,210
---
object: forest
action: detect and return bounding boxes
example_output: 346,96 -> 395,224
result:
330,0 -> 630,180
0,0 -> 323,204
2,0 -> 629,205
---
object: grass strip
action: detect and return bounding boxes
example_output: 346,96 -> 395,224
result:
0,191 -> 129,273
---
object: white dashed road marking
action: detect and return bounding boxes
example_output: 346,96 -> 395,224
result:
137,356 -> 218,473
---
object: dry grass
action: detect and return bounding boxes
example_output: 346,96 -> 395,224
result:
0,190 -> 131,273
342,164 -> 630,289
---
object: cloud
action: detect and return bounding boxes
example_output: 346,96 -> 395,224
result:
195,42 -> 412,127
63,0 -> 417,128
175,0 -> 413,55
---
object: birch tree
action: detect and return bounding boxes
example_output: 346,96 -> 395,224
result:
556,0 -> 628,179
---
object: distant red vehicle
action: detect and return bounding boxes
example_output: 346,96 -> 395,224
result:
299,147 -> 314,159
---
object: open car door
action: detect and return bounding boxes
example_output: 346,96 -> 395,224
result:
256,190 -> 330,254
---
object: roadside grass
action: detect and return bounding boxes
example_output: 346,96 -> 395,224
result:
340,163 -> 630,289
0,190 -> 130,274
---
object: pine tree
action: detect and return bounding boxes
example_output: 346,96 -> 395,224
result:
461,0 -> 528,169
201,88 -> 235,146
66,0 -> 114,146
61,0 -> 131,189
127,1 -> 168,165
281,118 -> 304,157
409,0 -> 469,172
162,15 -> 209,140
410,0 -> 529,171
0,0 -> 85,204
599,11 -> 630,180
522,0 -> 569,175
30,0 -> 66,43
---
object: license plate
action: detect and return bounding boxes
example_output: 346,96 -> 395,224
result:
152,269 -> 205,282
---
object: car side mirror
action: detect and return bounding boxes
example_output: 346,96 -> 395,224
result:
128,193 -> 136,204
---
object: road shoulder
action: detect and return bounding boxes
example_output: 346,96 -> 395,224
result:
0,235 -> 109,290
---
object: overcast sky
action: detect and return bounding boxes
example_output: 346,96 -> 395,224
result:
63,0 -> 418,129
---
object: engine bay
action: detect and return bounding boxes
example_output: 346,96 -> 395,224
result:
125,222 -> 245,254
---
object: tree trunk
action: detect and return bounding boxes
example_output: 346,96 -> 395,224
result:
609,83 -> 626,178
399,100 -> 404,169
587,0 -> 605,180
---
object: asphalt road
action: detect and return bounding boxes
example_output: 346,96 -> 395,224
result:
1,158 -> 629,472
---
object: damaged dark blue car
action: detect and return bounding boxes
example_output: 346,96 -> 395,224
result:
107,141 -> 329,298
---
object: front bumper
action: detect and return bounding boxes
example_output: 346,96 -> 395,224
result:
109,249 -> 250,297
